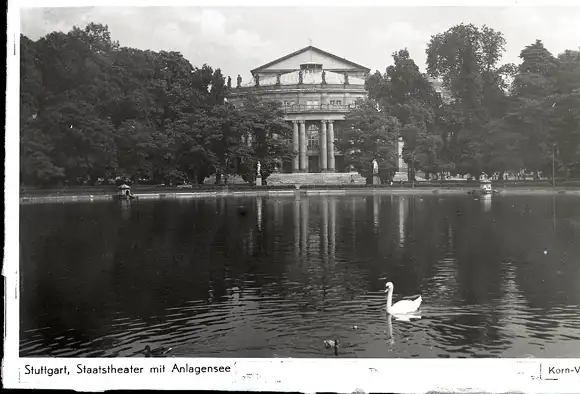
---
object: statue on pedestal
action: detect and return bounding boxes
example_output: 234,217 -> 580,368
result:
276,73 -> 281,85
322,70 -> 326,85
298,70 -> 303,85
227,76 -> 232,89
257,161 -> 261,176
255,74 -> 260,87
343,72 -> 349,85
237,74 -> 242,88
372,159 -> 378,174
397,137 -> 405,170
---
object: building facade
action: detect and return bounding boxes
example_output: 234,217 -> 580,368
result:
228,46 -> 370,173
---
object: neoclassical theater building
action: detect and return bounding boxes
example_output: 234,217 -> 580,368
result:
228,46 -> 371,180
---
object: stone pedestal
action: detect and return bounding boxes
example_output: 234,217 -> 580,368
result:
372,175 -> 381,185
393,136 -> 409,182
256,176 -> 262,186
392,171 -> 408,182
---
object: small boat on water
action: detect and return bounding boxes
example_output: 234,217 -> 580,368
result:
468,179 -> 501,196
114,184 -> 137,201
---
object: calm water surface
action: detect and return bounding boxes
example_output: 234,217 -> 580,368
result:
20,194 -> 580,358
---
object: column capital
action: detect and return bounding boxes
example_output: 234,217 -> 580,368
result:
320,119 -> 327,124
298,120 -> 306,124
327,120 -> 334,124
292,120 -> 298,124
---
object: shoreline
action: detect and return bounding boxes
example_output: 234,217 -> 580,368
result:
19,187 -> 580,204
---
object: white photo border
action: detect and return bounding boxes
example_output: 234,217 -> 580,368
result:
5,0 -> 580,391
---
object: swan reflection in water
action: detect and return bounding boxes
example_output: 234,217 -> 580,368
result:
385,311 -> 422,346
384,281 -> 423,346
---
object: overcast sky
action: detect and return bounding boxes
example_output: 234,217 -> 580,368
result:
20,6 -> 580,81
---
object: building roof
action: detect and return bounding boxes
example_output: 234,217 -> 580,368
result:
244,69 -> 365,87
251,45 -> 371,75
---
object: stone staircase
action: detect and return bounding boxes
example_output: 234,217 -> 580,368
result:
266,172 -> 367,186
204,175 -> 247,184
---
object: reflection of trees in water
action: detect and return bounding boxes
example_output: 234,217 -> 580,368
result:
110,201 -> 214,321
491,197 -> 580,315
20,203 -> 126,348
21,195 -> 580,356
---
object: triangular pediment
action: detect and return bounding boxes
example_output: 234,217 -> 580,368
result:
251,46 -> 370,74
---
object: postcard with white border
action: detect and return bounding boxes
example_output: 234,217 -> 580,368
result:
5,0 -> 580,391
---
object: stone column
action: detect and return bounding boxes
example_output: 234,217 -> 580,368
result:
299,121 -> 307,173
327,121 -> 335,172
292,121 -> 299,173
319,120 -> 328,172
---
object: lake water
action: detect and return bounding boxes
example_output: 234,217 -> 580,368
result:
20,194 -> 580,358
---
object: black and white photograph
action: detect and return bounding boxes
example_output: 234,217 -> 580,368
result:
6,1 -> 580,390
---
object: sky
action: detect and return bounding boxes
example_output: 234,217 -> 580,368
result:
19,5 -> 580,82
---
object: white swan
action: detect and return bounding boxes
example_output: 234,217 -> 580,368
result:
385,282 -> 422,315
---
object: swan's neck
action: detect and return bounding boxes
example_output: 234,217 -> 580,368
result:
386,288 -> 394,313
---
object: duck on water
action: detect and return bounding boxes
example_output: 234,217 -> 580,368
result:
143,345 -> 172,357
324,339 -> 339,356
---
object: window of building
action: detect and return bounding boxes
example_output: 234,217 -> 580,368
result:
307,124 -> 319,147
330,100 -> 335,105
300,63 -> 323,71
336,100 -> 342,106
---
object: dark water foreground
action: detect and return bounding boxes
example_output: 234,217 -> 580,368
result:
20,194 -> 580,358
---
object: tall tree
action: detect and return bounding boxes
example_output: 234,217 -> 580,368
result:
365,49 -> 451,179
338,98 -> 400,179
426,24 -> 515,176
235,95 -> 294,183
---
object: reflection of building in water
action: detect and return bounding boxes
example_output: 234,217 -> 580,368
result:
321,197 -> 329,265
373,195 -> 380,232
482,195 -> 491,212
273,199 -> 283,227
294,194 -> 300,258
256,196 -> 263,231
350,197 -> 357,247
329,197 -> 336,264
120,200 -> 131,220
292,196 -> 337,267
447,220 -> 454,251
319,196 -> 337,266
300,197 -> 309,258
398,197 -> 408,247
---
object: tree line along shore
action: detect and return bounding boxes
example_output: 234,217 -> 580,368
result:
20,23 -> 580,188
